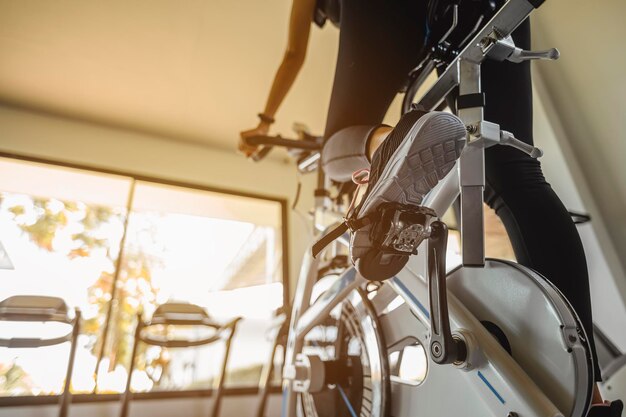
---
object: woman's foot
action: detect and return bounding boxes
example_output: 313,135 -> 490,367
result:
588,400 -> 623,417
350,110 -> 467,281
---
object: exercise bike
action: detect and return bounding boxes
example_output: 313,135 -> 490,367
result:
245,0 -> 594,416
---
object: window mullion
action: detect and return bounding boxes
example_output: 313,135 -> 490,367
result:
93,179 -> 137,392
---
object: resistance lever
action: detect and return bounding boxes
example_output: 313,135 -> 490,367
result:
485,34 -> 559,63
468,121 -> 543,159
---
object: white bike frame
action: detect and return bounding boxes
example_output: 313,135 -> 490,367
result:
281,1 -> 587,416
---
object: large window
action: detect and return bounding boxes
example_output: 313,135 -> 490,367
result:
0,157 -> 286,397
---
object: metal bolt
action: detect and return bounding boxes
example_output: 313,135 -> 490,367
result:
366,282 -> 380,293
568,334 -> 577,343
479,37 -> 495,53
431,342 -> 442,358
508,413 -> 519,417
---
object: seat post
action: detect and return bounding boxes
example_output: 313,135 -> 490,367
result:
458,59 -> 486,267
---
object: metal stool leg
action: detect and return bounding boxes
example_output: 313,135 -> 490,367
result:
210,324 -> 239,417
255,341 -> 278,417
59,309 -> 81,417
120,315 -> 142,417
255,330 -> 284,417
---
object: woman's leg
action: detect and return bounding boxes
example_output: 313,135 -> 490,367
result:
321,0 -> 426,183
323,0 -> 426,139
321,0 -> 467,282
482,19 -> 602,384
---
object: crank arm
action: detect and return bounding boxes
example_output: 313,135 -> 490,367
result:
428,221 -> 467,365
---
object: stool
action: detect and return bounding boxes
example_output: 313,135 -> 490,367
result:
120,302 -> 241,417
0,295 -> 80,417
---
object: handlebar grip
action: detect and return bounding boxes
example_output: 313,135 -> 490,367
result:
243,133 -> 322,163
251,145 -> 273,162
245,135 -> 322,151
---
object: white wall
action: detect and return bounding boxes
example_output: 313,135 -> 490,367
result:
532,0 -> 626,280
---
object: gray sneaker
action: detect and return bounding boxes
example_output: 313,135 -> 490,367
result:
350,110 -> 467,281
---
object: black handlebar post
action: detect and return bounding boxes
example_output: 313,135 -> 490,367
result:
251,145 -> 274,162
245,135 -> 322,151
245,134 -> 323,162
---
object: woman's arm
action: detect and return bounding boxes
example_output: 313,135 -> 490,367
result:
239,0 -> 317,156
263,0 -> 317,119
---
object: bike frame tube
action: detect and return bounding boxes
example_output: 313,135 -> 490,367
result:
295,268 -> 366,339
282,250 -> 320,416
281,255 -> 368,417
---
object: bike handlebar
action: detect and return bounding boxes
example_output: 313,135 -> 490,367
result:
251,145 -> 274,162
245,135 -> 322,150
245,134 -> 323,162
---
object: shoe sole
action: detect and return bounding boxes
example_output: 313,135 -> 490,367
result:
359,111 -> 467,216
351,111 -> 467,272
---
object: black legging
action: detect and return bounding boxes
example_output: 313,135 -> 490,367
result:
324,0 -> 600,380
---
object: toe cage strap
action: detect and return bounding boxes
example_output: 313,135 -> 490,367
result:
311,215 -> 376,258
312,223 -> 348,258
311,203 -> 438,259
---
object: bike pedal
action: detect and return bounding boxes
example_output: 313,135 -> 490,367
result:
371,203 -> 437,255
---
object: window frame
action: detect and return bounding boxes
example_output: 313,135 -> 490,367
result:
0,152 -> 290,406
